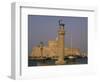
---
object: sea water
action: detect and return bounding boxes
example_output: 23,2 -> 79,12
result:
28,57 -> 87,66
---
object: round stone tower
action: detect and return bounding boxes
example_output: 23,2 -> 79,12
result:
55,21 -> 66,65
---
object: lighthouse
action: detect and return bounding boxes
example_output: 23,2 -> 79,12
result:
55,20 -> 66,65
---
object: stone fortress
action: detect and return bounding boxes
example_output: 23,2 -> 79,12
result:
30,20 -> 81,65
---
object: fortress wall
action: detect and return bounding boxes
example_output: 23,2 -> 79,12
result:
31,47 -> 80,58
31,47 -> 41,57
64,48 -> 80,56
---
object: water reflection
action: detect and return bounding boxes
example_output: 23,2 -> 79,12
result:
28,57 -> 87,66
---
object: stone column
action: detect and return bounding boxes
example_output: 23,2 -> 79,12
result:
40,42 -> 44,59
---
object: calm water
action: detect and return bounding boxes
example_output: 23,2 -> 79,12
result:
28,57 -> 88,66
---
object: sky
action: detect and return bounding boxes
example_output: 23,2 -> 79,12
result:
28,15 -> 88,55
